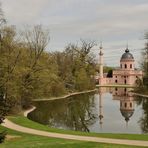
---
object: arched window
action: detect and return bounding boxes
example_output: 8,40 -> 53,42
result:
130,103 -> 132,107
125,64 -> 127,69
115,80 -> 117,83
130,64 -> 132,69
125,103 -> 127,108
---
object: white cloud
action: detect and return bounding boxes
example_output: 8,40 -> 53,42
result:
1,0 -> 49,24
1,0 -> 148,66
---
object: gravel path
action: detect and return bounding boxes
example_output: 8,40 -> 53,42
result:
2,119 -> 148,147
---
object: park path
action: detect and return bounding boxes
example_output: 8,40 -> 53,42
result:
2,118 -> 148,147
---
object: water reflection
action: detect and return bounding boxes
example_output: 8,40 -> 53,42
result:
112,87 -> 135,126
28,87 -> 147,134
137,96 -> 148,133
28,93 -> 98,132
96,87 -> 135,130
98,88 -> 103,130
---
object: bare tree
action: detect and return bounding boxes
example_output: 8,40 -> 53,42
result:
23,25 -> 50,70
20,25 -> 50,108
0,3 -> 6,27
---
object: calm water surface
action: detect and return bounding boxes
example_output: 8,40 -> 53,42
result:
28,87 -> 148,134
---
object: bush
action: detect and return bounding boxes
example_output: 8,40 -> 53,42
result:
0,130 -> 7,143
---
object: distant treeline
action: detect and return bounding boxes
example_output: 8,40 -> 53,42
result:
0,23 -> 97,112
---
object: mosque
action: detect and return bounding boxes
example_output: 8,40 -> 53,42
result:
98,87 -> 135,128
96,45 -> 143,128
97,44 -> 143,86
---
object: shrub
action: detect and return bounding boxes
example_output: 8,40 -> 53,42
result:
0,130 -> 7,143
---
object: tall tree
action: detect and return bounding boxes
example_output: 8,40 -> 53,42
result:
0,4 -> 7,142
20,25 -> 50,108
140,32 -> 148,89
54,40 -> 96,92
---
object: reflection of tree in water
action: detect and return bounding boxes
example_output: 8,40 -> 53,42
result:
28,93 -> 98,132
136,96 -> 148,133
65,94 -> 97,132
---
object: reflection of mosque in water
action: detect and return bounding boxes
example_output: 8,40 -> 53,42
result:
113,87 -> 135,124
98,87 -> 135,127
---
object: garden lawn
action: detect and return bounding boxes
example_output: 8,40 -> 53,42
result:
7,116 -> 148,141
0,125 -> 145,148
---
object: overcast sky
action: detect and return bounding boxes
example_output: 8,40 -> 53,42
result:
1,0 -> 148,66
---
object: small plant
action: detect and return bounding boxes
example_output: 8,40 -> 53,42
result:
0,130 -> 7,143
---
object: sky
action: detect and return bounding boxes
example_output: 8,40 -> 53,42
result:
1,0 -> 148,67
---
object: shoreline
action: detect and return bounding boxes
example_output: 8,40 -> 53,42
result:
23,89 -> 96,116
96,84 -> 135,88
23,89 -> 148,118
132,92 -> 148,98
33,89 -> 96,102
2,89 -> 148,147
24,106 -> 36,117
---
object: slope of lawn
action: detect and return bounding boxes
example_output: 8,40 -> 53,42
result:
7,116 -> 148,141
0,125 -> 144,148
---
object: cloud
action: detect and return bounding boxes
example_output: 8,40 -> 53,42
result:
1,0 -> 148,66
1,0 -> 49,24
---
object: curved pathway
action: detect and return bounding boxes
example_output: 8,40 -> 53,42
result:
24,106 -> 36,117
1,119 -> 148,147
33,89 -> 96,101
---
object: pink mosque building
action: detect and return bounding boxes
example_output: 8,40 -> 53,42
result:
97,45 -> 143,86
98,87 -> 135,127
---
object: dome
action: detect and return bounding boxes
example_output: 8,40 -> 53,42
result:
121,48 -> 134,61
120,109 -> 134,122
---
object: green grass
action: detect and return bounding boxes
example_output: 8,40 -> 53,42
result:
7,116 -> 148,141
0,126 -> 144,148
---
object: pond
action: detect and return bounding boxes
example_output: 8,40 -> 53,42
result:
28,87 -> 148,134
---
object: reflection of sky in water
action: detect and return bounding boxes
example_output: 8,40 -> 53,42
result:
89,93 -> 142,133
29,88 -> 145,134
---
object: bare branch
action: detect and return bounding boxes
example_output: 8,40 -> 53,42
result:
22,25 -> 50,70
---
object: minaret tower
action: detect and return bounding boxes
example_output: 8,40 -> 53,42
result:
98,87 -> 103,129
99,42 -> 104,85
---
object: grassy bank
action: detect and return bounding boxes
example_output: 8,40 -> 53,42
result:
0,125 -> 145,148
33,89 -> 96,102
7,116 -> 148,141
96,84 -> 134,88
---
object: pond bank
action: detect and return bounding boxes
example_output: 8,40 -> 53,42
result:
2,90 -> 148,147
2,118 -> 148,147
132,92 -> 148,98
96,84 -> 135,88
33,89 -> 96,102
24,106 -> 36,117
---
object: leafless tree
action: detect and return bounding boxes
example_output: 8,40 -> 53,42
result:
23,25 -> 50,70
0,3 -> 6,27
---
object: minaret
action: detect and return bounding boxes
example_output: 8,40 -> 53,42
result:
99,42 -> 104,85
98,88 -> 103,129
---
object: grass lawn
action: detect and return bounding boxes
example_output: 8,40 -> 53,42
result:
0,125 -> 144,148
7,116 -> 148,141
